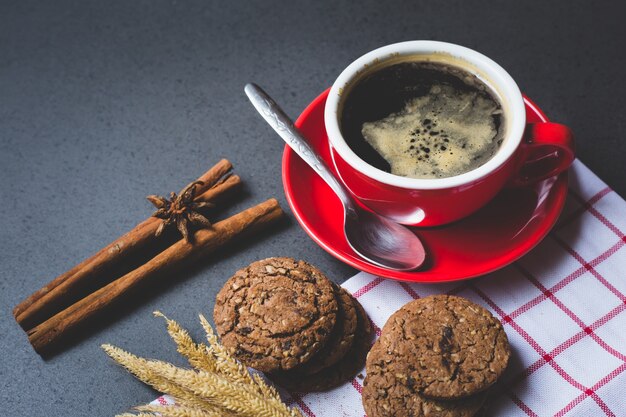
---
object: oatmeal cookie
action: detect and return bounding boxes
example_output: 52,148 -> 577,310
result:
297,286 -> 359,375
363,338 -> 487,417
376,295 -> 510,399
270,294 -> 372,392
213,257 -> 338,372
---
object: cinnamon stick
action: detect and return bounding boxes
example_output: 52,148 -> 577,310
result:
27,198 -> 284,354
14,159 -> 237,330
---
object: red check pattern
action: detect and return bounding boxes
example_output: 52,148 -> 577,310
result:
151,161 -> 626,417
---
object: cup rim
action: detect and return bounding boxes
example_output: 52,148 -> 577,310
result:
324,40 -> 526,190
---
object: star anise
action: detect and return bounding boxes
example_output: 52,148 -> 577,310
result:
147,181 -> 214,242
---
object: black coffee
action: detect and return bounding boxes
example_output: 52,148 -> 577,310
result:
340,60 -> 505,179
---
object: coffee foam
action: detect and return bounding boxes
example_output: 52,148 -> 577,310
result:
361,84 -> 503,179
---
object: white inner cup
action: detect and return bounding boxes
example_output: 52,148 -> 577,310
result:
324,40 -> 526,190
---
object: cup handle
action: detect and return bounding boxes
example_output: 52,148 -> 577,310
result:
508,122 -> 575,187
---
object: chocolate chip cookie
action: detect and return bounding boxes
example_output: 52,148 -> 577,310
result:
376,295 -> 510,399
270,294 -> 372,392
296,286 -> 359,375
213,257 -> 338,373
363,339 -> 487,417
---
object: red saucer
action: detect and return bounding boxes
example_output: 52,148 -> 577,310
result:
282,89 -> 568,282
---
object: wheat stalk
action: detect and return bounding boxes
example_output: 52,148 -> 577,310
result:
197,314 -> 287,409
198,313 -> 258,388
144,359 -> 295,417
136,404 -> 224,417
103,313 -> 303,417
153,311 -> 217,373
155,310 -> 266,397
102,344 -> 222,411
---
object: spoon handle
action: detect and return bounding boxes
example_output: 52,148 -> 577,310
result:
245,83 -> 356,211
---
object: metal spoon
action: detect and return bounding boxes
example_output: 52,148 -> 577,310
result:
245,83 -> 426,271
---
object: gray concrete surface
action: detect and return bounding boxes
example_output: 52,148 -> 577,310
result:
1,1 -> 624,415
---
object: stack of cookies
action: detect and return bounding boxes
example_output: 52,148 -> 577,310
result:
363,295 -> 511,417
213,257 -> 372,392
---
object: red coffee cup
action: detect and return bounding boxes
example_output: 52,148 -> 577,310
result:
325,41 -> 574,226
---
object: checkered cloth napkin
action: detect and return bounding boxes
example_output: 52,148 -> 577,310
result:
152,160 -> 626,417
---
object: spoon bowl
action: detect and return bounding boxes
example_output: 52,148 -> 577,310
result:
344,209 -> 426,271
